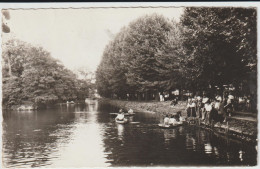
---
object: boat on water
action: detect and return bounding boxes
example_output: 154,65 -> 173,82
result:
158,122 -> 183,129
85,98 -> 96,105
110,112 -> 135,117
110,113 -> 119,116
124,113 -> 135,116
115,118 -> 128,124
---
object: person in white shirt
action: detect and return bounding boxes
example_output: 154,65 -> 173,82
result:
169,114 -> 177,125
225,92 -> 235,116
202,96 -> 209,105
164,115 -> 170,125
128,108 -> 134,114
191,99 -> 196,117
204,100 -> 212,124
115,109 -> 125,121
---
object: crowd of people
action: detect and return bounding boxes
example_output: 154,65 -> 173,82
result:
185,92 -> 236,124
163,91 -> 244,126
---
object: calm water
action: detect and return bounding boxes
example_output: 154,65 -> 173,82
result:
2,101 -> 257,167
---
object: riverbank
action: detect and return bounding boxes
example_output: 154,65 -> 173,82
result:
100,98 -> 257,143
99,98 -> 187,115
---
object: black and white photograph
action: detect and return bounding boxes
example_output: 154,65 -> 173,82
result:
1,2 -> 258,168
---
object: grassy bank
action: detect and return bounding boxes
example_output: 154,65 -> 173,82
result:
99,98 -> 187,115
100,98 -> 257,143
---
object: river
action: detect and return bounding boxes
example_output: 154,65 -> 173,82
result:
2,101 -> 257,167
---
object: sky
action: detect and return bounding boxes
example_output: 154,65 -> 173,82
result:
2,7 -> 184,72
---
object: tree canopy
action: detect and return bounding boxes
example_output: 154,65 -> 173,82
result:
2,39 -> 92,109
180,7 -> 256,94
96,14 -> 183,100
96,8 -> 257,102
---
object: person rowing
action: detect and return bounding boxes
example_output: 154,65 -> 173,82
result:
115,109 -> 125,121
163,114 -> 170,125
128,108 -> 134,114
169,114 -> 178,126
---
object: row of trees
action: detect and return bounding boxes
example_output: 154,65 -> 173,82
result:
96,7 -> 257,103
2,39 -> 92,109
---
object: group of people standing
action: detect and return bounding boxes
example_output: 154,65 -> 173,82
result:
186,92 -> 235,124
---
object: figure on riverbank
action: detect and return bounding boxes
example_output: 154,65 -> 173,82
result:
159,93 -> 165,102
186,99 -> 196,118
196,97 -> 203,118
203,99 -> 212,124
215,97 -> 226,123
170,98 -> 178,107
225,92 -> 235,117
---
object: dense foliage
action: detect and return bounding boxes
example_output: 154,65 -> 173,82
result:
96,8 -> 257,102
181,7 -> 257,94
2,39 -> 91,109
96,14 -> 183,100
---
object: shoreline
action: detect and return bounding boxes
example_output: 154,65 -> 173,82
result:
99,98 -> 257,143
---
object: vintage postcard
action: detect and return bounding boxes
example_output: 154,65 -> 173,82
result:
1,2 -> 258,168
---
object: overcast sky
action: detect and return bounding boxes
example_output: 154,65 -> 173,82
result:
3,8 -> 184,72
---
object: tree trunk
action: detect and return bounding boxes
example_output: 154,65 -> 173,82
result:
138,93 -> 142,101
155,91 -> 160,101
7,53 -> 12,77
168,90 -> 173,100
145,91 -> 148,101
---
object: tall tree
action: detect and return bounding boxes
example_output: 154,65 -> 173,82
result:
2,39 -> 82,108
180,7 -> 257,93
96,14 -> 183,100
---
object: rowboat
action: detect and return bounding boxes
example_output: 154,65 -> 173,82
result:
109,112 -> 135,116
109,113 -> 119,116
124,113 -> 135,116
116,118 -> 128,124
158,122 -> 182,129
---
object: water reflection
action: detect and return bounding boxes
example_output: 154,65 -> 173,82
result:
2,102 -> 107,168
2,102 -> 257,167
50,105 -> 108,167
116,124 -> 124,141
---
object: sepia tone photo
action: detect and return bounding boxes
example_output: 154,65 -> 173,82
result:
1,3 -> 258,168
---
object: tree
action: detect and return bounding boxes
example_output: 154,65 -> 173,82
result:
180,7 -> 257,94
96,14 -> 183,100
2,39 -> 82,108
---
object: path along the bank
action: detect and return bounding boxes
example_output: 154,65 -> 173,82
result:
100,98 -> 257,143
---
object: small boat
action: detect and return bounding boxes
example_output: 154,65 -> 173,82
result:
110,113 -> 119,115
158,123 -> 182,129
110,112 -> 135,116
116,118 -> 128,124
124,113 -> 135,116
